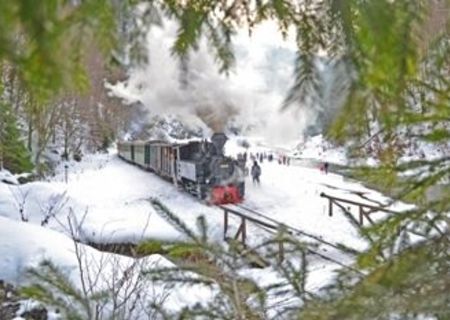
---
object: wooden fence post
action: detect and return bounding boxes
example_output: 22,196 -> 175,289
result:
241,217 -> 246,246
224,209 -> 228,240
359,206 -> 364,225
278,241 -> 284,262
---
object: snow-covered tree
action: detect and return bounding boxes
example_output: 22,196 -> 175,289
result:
0,101 -> 33,174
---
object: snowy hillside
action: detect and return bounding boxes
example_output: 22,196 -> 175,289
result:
0,135 -> 419,318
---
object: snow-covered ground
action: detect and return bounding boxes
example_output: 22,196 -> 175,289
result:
0,136 -> 414,317
0,169 -> 19,185
1,141 -> 409,248
0,215 -> 214,317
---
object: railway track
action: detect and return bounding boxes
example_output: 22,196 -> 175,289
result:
219,203 -> 362,273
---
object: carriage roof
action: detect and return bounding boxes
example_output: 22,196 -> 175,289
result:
118,139 -> 204,148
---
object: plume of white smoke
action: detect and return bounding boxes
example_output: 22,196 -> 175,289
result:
108,18 -> 318,145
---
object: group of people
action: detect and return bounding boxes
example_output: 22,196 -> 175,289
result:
235,151 -> 293,185
236,151 -> 290,166
237,151 -> 331,185
236,152 -> 262,184
250,159 -> 329,185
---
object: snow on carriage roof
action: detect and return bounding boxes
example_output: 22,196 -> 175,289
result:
117,136 -> 205,146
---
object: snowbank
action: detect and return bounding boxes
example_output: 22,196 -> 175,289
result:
0,169 -> 19,185
0,216 -> 214,316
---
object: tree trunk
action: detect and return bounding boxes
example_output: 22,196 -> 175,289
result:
27,116 -> 33,152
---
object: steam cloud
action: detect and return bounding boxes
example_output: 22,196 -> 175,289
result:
109,18 -> 318,145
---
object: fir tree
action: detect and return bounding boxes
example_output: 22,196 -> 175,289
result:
0,101 -> 33,174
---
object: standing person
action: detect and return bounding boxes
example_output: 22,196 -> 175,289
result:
320,161 -> 329,174
323,161 -> 329,174
251,160 -> 261,185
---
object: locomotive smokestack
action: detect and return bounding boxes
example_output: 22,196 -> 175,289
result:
211,133 -> 228,155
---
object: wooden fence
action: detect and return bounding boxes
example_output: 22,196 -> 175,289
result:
320,192 -> 399,227
220,205 -> 285,262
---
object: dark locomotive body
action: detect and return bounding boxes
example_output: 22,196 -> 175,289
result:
117,133 -> 245,204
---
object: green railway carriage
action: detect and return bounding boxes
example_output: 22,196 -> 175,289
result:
117,140 -> 177,180
117,134 -> 245,204
131,141 -> 147,168
117,141 -> 134,162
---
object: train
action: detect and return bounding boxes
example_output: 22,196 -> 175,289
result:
117,133 -> 245,204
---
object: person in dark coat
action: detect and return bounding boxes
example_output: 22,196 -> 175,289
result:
251,161 -> 261,184
320,161 -> 329,174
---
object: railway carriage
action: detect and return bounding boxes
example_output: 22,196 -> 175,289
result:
117,133 -> 245,204
131,141 -> 146,168
117,141 -> 134,162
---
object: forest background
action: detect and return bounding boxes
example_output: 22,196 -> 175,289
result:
0,1 -> 449,319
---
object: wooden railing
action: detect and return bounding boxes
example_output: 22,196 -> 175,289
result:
220,205 -> 285,262
320,192 -> 399,227
218,204 -> 365,271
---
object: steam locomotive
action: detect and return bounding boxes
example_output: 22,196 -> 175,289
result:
117,133 -> 245,204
